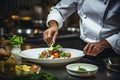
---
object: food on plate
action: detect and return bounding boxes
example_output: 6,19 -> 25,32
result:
15,64 -> 40,76
0,55 -> 18,72
77,66 -> 87,72
0,48 -> 10,56
5,55 -> 18,72
0,60 -> 5,72
0,55 -> 40,76
17,72 -> 58,80
39,45 -> 71,59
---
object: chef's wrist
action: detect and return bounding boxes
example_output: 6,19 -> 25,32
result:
48,20 -> 58,28
100,39 -> 112,49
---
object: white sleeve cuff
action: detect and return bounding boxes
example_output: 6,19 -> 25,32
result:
46,13 -> 64,28
106,33 -> 120,55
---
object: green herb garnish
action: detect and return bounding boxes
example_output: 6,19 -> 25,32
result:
77,66 -> 87,72
59,52 -> 66,58
13,71 -> 58,80
53,45 -> 62,51
8,35 -> 23,45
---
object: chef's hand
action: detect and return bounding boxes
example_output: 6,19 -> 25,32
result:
83,39 -> 112,56
43,20 -> 58,46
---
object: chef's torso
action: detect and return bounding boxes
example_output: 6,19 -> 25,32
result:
78,0 -> 110,42
47,0 -> 120,54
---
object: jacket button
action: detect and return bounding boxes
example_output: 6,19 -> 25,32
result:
83,14 -> 87,19
98,20 -> 101,23
98,20 -> 102,25
94,37 -> 97,40
103,0 -> 107,4
83,34 -> 86,38
83,30 -> 86,34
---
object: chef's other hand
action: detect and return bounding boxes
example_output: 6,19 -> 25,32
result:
83,39 -> 112,56
43,20 -> 58,46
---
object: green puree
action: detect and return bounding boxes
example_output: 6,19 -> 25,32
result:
77,66 -> 87,72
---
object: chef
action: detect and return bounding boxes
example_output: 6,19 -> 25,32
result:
43,0 -> 120,61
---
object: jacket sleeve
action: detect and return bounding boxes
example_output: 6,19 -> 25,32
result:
46,0 -> 83,28
106,32 -> 120,55
105,0 -> 120,55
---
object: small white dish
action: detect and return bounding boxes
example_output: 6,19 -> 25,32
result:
66,63 -> 98,77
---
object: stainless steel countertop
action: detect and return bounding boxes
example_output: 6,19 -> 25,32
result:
21,38 -> 120,80
22,39 -> 120,80
0,40 -> 120,80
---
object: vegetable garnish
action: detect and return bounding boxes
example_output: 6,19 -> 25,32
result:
7,35 -> 23,45
77,66 -> 87,72
15,71 -> 58,80
49,45 -> 62,51
39,45 -> 71,59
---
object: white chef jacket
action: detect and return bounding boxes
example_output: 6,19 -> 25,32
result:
46,0 -> 120,55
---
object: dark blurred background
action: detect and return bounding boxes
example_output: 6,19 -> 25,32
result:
0,0 -> 80,48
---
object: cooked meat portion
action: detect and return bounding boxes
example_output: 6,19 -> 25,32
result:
0,48 -> 10,56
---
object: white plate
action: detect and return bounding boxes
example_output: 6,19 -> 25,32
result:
19,48 -> 84,66
66,63 -> 98,77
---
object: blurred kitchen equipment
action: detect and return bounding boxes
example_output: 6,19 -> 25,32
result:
32,19 -> 46,28
0,19 -> 8,37
32,6 -> 44,20
14,28 -> 43,39
103,57 -> 120,72
32,5 -> 47,28
12,16 -> 44,39
0,28 -> 5,37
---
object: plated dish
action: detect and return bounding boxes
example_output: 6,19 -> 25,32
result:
66,63 -> 98,77
39,45 -> 72,59
0,55 -> 41,78
20,47 -> 84,66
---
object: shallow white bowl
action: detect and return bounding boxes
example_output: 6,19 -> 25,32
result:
66,63 -> 98,77
19,48 -> 84,66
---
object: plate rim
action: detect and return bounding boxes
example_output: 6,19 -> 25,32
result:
66,63 -> 98,77
19,48 -> 84,65
20,48 -> 84,60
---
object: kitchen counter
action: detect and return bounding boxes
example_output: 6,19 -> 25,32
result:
0,31 -> 120,80
19,37 -> 120,80
41,57 -> 120,80
21,35 -> 120,80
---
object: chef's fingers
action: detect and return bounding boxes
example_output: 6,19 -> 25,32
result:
43,30 -> 51,46
90,46 -> 99,56
92,47 -> 104,56
47,30 -> 54,46
52,31 -> 58,45
83,44 -> 88,54
84,43 -> 96,56
83,43 -> 90,55
87,43 -> 98,56
86,43 -> 95,55
43,30 -> 48,44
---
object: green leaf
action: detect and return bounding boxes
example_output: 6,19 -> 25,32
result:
53,45 -> 62,51
8,35 -> 23,45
